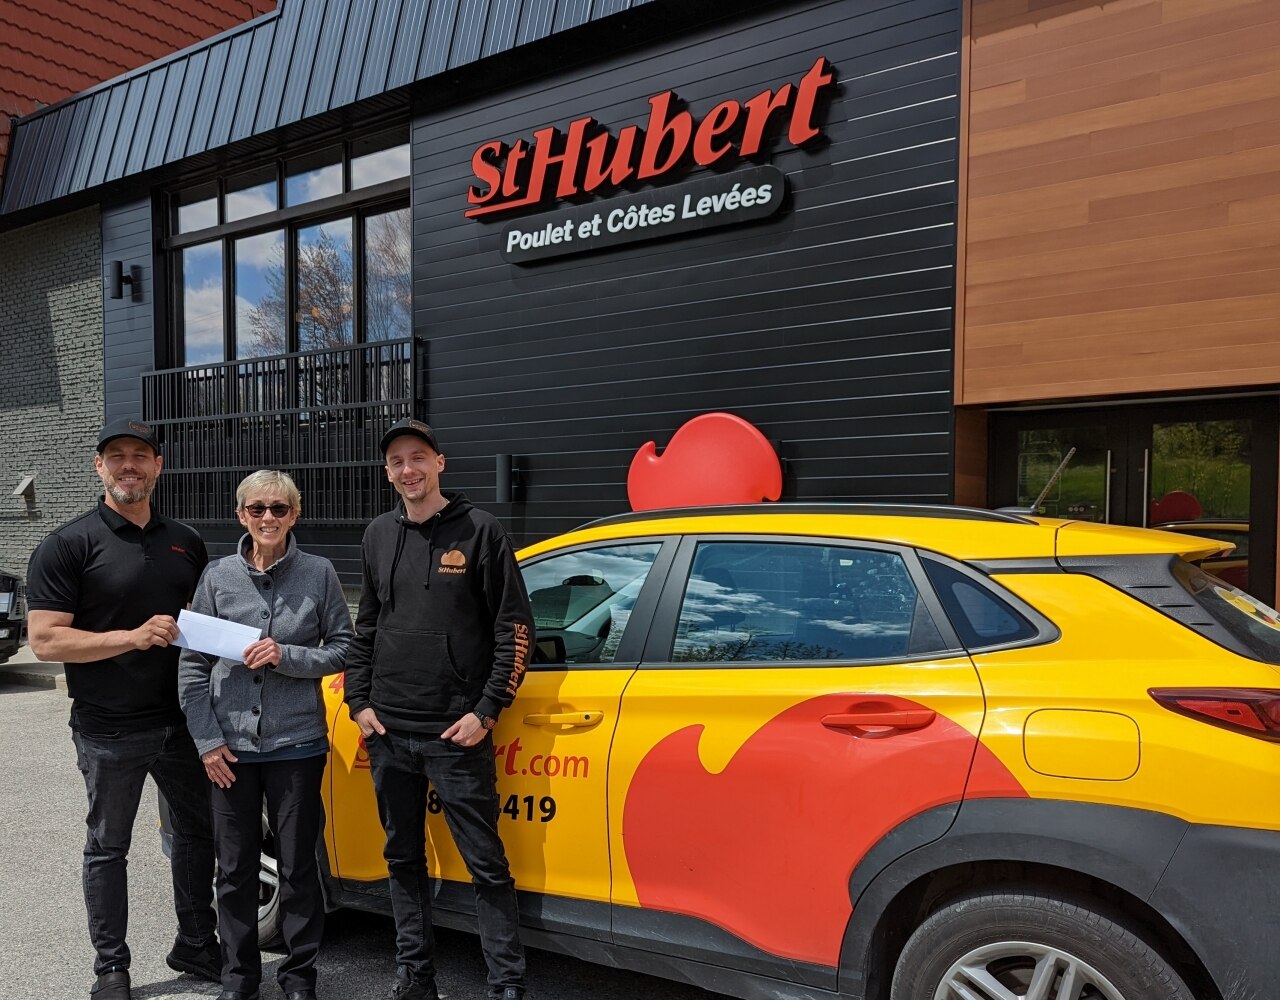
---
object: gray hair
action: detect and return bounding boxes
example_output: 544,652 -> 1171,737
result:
235,470 -> 302,515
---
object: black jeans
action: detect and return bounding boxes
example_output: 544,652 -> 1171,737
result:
367,729 -> 525,993
71,725 -> 217,975
210,753 -> 327,995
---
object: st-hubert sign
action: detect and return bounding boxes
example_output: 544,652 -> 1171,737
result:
466,56 -> 837,220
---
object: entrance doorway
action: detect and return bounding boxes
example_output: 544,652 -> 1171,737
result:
990,399 -> 1278,604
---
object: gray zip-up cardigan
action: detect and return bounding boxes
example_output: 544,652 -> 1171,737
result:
178,533 -> 353,757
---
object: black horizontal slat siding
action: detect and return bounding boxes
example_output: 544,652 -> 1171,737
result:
102,199 -> 158,423
412,0 -> 961,546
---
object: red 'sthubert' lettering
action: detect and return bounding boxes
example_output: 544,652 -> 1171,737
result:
466,56 -> 836,218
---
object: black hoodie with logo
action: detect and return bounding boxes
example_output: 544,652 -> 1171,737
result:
344,492 -> 534,733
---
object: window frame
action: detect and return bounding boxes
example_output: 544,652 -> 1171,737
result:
517,536 -> 678,671
165,134 -> 411,368
919,553 -> 1061,653
641,534 -> 965,668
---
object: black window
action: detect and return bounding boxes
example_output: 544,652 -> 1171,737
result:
168,131 -> 410,367
521,543 -> 663,665
671,541 -> 947,663
922,558 -> 1039,650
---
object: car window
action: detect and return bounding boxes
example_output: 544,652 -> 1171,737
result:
921,558 -> 1039,649
1062,554 -> 1280,664
522,543 -> 662,664
670,541 -> 946,663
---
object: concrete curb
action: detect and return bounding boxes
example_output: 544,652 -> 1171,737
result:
0,644 -> 65,690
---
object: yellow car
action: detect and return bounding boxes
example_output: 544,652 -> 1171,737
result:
292,505 -> 1279,999
1156,519 -> 1250,591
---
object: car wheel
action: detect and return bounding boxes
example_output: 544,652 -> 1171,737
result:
257,827 -> 283,949
890,891 -> 1195,1000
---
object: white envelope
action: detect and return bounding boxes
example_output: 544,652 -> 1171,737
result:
174,609 -> 263,662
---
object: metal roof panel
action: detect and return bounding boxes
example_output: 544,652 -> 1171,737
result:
184,39 -> 231,157
388,0 -> 431,89
481,0 -> 521,57
2,0 -> 680,220
304,0 -> 353,118
330,0 -> 377,108
85,83 -> 128,190
277,0 -> 329,127
208,30 -> 254,150
516,0 -> 557,45
108,77 -> 149,182
52,101 -> 93,201
254,2 -> 302,132
166,49 -> 209,163
449,0 -> 489,68
231,22 -> 277,143
418,0 -> 462,78
127,70 -> 168,177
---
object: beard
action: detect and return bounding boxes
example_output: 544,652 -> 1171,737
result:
103,473 -> 154,506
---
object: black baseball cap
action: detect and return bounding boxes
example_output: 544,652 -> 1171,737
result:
380,418 -> 441,456
97,417 -> 161,455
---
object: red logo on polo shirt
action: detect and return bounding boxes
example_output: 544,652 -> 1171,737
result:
171,545 -> 187,555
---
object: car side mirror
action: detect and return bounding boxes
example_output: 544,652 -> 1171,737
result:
533,635 -> 566,665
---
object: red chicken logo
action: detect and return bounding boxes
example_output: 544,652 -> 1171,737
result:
622,694 -> 1026,966
626,412 -> 782,511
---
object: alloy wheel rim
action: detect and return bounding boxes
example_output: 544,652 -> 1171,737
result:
933,940 -> 1127,1000
259,853 -> 279,916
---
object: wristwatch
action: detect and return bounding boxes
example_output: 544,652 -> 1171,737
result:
473,710 -> 497,731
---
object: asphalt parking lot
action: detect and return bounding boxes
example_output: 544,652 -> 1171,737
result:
0,680 -> 722,1000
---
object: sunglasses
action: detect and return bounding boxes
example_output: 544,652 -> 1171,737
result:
243,503 -> 293,518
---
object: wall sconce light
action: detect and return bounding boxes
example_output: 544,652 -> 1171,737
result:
108,260 -> 142,301
495,454 -> 522,504
11,475 -> 35,500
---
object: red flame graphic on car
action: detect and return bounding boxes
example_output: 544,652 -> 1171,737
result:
622,694 -> 1025,966
626,412 -> 782,511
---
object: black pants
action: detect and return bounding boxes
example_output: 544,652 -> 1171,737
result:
209,753 -> 327,995
367,729 -> 525,993
72,725 -> 217,975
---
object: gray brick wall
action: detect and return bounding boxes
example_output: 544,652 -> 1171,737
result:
0,206 -> 104,587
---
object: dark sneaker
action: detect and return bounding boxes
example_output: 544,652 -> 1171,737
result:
90,969 -> 131,1000
283,992 -> 318,1000
391,974 -> 441,1000
487,989 -> 523,1000
215,992 -> 259,1000
165,938 -> 221,982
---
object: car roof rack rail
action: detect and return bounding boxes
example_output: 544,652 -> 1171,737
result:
580,503 -> 1037,530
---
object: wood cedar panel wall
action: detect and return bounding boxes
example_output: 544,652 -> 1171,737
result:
958,0 -> 1280,406
413,0 -> 962,544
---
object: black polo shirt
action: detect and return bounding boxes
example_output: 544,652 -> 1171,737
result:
26,499 -> 208,733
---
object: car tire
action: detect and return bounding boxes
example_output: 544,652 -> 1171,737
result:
890,890 -> 1195,1000
257,816 -> 283,949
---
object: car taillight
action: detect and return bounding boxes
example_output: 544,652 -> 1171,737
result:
1149,688 -> 1280,743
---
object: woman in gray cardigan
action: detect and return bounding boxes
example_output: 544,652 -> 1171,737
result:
179,470 -> 353,1000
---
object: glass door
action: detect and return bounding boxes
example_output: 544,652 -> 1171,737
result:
991,400 -> 1277,604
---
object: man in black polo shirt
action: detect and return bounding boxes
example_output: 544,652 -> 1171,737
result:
27,418 -> 220,1000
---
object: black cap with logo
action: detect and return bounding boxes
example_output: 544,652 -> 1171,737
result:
380,417 -> 441,456
97,417 -> 161,455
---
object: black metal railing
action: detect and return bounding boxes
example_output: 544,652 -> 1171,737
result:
142,339 -> 416,525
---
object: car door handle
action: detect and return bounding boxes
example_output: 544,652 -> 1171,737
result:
523,711 -> 604,727
821,709 -> 936,736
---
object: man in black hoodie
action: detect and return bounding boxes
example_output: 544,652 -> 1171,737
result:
344,418 -> 533,1000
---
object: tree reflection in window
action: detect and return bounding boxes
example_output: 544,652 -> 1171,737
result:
365,207 -> 411,342
296,219 -> 354,351
236,229 -> 286,358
